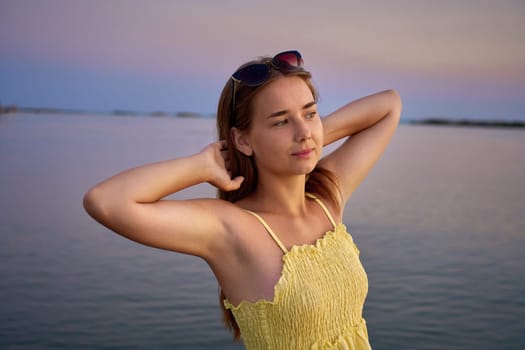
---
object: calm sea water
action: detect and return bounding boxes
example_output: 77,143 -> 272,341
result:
1,113 -> 524,349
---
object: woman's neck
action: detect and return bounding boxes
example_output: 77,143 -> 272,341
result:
248,174 -> 309,216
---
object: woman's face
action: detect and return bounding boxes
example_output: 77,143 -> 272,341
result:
243,76 -> 323,177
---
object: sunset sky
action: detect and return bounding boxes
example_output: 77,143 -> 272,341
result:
1,0 -> 524,120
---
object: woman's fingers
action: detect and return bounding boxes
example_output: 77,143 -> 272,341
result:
211,140 -> 243,191
224,176 -> 244,191
219,140 -> 232,171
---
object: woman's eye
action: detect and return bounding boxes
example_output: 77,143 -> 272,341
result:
273,119 -> 288,127
305,111 -> 317,119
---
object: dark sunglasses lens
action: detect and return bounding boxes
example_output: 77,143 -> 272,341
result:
274,51 -> 303,68
233,64 -> 270,86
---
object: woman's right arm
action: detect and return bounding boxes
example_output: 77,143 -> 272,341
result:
83,141 -> 244,258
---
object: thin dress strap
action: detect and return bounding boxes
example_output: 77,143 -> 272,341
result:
305,193 -> 337,229
245,210 -> 288,254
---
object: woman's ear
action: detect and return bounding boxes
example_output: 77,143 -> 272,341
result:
231,127 -> 253,156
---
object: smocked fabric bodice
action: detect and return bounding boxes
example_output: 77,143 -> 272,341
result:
223,194 -> 371,349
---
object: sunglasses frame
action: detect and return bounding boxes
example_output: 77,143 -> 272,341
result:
229,50 -> 304,127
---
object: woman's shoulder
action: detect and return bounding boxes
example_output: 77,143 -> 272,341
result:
307,167 -> 345,221
201,197 -> 270,265
189,196 -> 253,228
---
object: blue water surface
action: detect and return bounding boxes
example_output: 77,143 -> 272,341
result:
1,114 -> 524,349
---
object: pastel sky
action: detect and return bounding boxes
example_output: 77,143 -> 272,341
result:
1,0 -> 524,120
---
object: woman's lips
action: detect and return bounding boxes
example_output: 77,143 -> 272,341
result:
292,148 -> 314,158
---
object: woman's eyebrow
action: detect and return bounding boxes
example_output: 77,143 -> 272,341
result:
266,101 -> 317,119
303,101 -> 316,109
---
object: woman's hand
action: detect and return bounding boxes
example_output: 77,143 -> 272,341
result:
201,141 -> 244,192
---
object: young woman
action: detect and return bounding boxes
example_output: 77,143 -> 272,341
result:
83,50 -> 401,349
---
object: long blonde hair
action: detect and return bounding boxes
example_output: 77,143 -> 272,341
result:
216,56 -> 341,340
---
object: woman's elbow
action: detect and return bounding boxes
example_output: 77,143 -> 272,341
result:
83,186 -> 110,223
386,89 -> 402,123
390,89 -> 402,111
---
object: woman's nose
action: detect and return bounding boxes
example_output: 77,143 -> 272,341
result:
294,120 -> 311,142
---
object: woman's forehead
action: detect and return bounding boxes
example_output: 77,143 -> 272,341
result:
252,76 -> 314,116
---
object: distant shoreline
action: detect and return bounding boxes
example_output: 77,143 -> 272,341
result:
409,118 -> 525,128
0,105 -> 212,119
1,105 -> 524,128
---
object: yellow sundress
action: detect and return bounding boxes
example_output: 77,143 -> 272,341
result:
224,193 -> 371,349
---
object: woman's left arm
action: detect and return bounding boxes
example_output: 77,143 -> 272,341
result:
319,89 -> 402,202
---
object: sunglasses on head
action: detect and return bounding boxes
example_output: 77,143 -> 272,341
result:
230,50 -> 304,126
